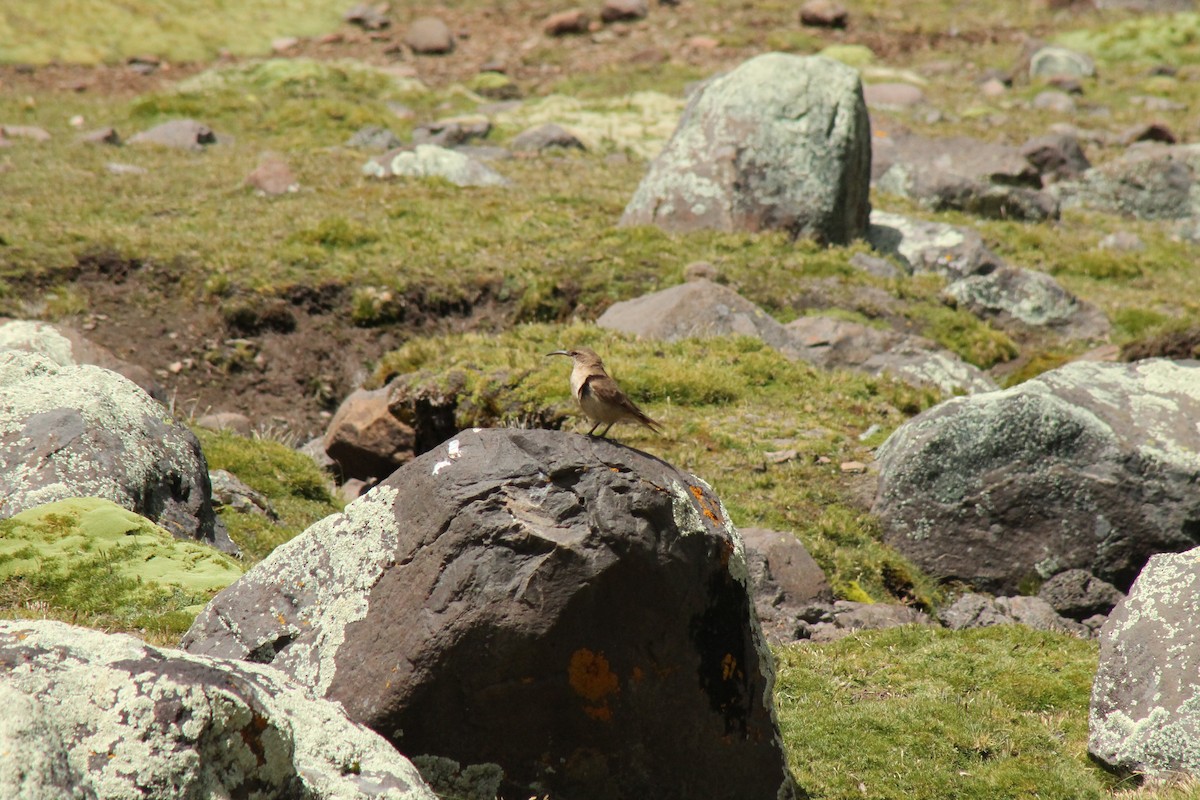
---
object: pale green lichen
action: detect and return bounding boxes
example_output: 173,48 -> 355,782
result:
258,485 -> 402,695
0,320 -> 75,366
0,620 -> 435,799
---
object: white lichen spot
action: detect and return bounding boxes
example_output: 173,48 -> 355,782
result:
431,460 -> 453,476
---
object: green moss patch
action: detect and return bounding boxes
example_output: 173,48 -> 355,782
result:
776,626 -> 1114,800
0,497 -> 242,635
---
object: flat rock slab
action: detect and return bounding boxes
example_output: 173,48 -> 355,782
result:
0,620 -> 436,800
183,427 -> 797,800
874,359 -> 1200,594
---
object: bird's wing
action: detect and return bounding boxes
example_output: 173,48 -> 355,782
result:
584,374 -> 663,432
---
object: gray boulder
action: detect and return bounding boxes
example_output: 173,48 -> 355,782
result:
0,318 -> 164,400
1021,132 -> 1091,183
0,620 -> 435,800
741,527 -> 834,644
873,359 -> 1200,594
364,144 -> 508,186
183,428 -> 798,800
1091,546 -> 1200,778
938,593 -> 1089,636
784,315 -> 997,395
511,123 -> 585,153
867,210 -> 1004,280
1053,143 -> 1200,220
1037,568 -> 1124,621
597,278 -> 796,352
128,119 -> 217,150
0,350 -> 234,552
1028,46 -> 1096,80
943,265 -> 1111,340
808,601 -> 935,642
620,52 -> 871,244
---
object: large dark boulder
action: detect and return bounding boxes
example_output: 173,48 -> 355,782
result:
873,359 -> 1200,594
183,428 -> 797,800
620,52 -> 871,244
0,620 -> 436,800
0,350 -> 233,552
1090,546 -> 1200,778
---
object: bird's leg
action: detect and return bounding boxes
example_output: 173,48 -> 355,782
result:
587,421 -> 601,436
599,423 -> 614,438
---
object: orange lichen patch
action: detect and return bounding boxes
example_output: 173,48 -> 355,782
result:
583,704 -> 613,721
276,613 -> 287,625
718,539 -> 734,568
689,485 -> 721,523
630,666 -> 645,684
721,653 -> 740,681
569,648 -> 620,703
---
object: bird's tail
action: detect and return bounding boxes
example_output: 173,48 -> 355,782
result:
636,410 -> 665,435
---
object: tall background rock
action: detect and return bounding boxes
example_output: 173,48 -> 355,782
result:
620,52 -> 871,244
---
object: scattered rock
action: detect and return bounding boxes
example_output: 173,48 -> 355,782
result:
848,252 -> 902,279
1097,231 -> 1145,251
1090,545 -> 1200,779
0,620 -> 436,800
1119,121 -> 1177,146
345,124 -> 404,151
0,124 -> 51,141
106,162 -> 148,175
600,0 -> 649,22
621,53 -> 871,245
209,469 -> 279,521
0,350 -> 235,553
597,278 -> 796,353
874,358 -> 1200,594
245,151 -> 298,195
412,116 -> 491,148
543,8 -> 591,36
683,260 -> 719,281
809,601 -> 935,642
405,16 -> 455,54
1031,89 -> 1077,113
343,2 -> 390,30
128,119 -> 217,150
1021,132 -> 1091,183
937,593 -> 1089,636
511,123 -> 585,153
784,315 -> 997,395
323,386 -> 415,481
1052,143 -> 1200,219
77,126 -> 120,145
943,265 -> 1111,340
799,0 -> 849,28
271,35 -> 300,53
1038,569 -> 1125,620
194,410 -> 254,435
867,210 -> 1005,280
364,144 -> 509,187
863,82 -> 924,110
183,428 -> 799,800
741,527 -> 834,645
1029,45 -> 1096,80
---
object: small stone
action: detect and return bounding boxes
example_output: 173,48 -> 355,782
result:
849,252 -> 901,279
1119,121 -> 1177,145
863,83 -> 924,110
405,16 -> 454,54
510,123 -> 584,153
1029,45 -> 1096,80
78,127 -> 121,145
344,3 -> 390,30
106,163 -> 148,175
195,412 -> 254,436
799,0 -> 849,28
979,78 -> 1007,98
1,125 -> 51,141
600,0 -> 649,23
685,35 -> 720,50
840,461 -> 867,473
764,449 -> 798,464
345,124 -> 403,151
128,119 -> 217,150
682,261 -> 718,282
1032,90 -> 1076,113
245,152 -> 299,195
1097,231 -> 1145,252
543,9 -> 590,36
271,36 -> 300,53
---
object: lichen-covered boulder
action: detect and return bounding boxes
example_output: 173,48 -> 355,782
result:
0,350 -> 233,552
943,265 -> 1111,341
873,359 -> 1200,594
0,620 -> 436,800
363,144 -> 508,187
620,52 -> 871,244
183,427 -> 797,800
866,210 -> 1004,279
1090,547 -> 1200,778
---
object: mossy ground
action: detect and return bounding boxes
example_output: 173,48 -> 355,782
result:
3,1 -> 1200,797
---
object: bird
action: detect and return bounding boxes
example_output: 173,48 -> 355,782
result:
545,346 -> 663,438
